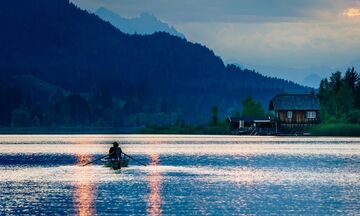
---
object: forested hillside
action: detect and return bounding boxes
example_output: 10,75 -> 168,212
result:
0,0 -> 309,127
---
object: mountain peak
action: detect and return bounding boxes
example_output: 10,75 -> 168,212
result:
139,12 -> 157,20
95,7 -> 185,38
96,6 -> 107,12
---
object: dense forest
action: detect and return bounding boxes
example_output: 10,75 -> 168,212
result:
318,67 -> 360,122
311,67 -> 360,135
0,0 -> 309,128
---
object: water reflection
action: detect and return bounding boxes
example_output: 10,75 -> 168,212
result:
74,153 -> 96,216
1,135 -> 360,215
148,153 -> 162,216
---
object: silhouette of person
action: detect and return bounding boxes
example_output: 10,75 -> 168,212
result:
109,142 -> 122,169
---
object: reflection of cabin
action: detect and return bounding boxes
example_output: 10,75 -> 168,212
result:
269,94 -> 320,133
227,116 -> 273,135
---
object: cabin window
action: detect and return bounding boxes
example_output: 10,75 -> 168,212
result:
306,111 -> 316,119
287,111 -> 293,119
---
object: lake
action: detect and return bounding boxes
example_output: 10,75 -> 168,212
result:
0,135 -> 359,215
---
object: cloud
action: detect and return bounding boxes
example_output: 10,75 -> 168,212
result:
343,8 -> 360,17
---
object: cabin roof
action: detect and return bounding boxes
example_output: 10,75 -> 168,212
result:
269,94 -> 320,111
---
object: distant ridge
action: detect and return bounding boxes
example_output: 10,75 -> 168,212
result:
95,7 -> 185,38
301,74 -> 322,88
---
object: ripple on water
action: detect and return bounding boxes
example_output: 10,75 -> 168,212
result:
0,135 -> 360,215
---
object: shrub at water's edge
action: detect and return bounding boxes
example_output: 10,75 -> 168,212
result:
140,122 -> 231,135
140,107 -> 231,135
309,123 -> 360,136
139,124 -> 231,135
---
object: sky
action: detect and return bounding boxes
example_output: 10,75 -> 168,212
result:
71,0 -> 360,84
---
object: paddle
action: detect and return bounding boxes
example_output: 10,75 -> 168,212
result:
81,154 -> 109,167
123,152 -> 147,166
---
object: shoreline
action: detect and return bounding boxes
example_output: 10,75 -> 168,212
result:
1,125 -> 360,137
0,127 -> 142,135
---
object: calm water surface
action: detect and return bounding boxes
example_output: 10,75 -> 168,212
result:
0,135 -> 359,215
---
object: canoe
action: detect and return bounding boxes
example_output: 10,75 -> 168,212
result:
101,157 -> 129,168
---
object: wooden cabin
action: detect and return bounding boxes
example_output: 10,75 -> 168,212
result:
227,116 -> 273,135
269,94 -> 320,132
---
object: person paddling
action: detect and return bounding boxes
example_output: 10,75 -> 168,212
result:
82,141 -> 146,167
109,142 -> 123,169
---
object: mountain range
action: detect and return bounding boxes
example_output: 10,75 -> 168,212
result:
226,58 -> 360,88
0,0 -> 309,127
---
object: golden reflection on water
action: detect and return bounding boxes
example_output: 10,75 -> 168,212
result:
74,179 -> 95,216
148,153 -> 162,216
74,147 -> 96,216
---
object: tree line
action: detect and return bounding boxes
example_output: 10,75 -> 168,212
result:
318,67 -> 360,124
0,86 -> 182,128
